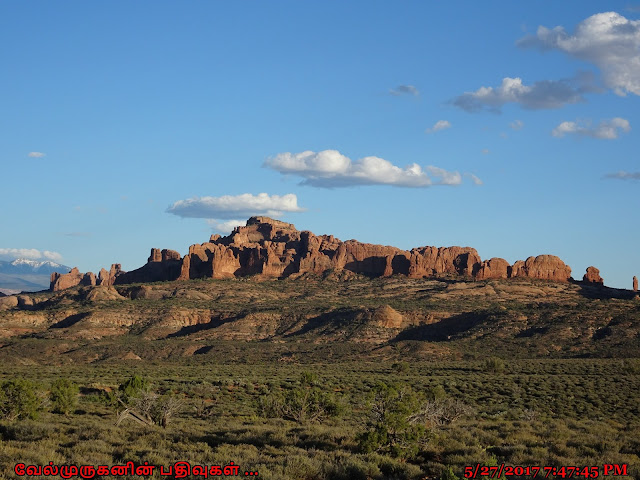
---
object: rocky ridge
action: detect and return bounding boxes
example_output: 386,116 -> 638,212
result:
51,216 -> 583,291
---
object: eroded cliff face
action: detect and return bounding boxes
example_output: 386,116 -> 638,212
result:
49,216 -> 576,291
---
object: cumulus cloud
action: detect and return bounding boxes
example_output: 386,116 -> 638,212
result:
509,120 -> 524,130
167,193 -> 305,220
0,248 -> 63,262
452,77 -> 587,112
603,170 -> 640,180
518,12 -> 640,96
264,150 -> 474,188
28,152 -> 46,158
389,84 -> 419,96
43,251 -> 63,262
206,219 -> 246,233
552,117 -> 631,139
426,120 -> 452,133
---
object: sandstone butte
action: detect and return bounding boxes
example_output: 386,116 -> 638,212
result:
51,216 -> 582,291
583,266 -> 604,285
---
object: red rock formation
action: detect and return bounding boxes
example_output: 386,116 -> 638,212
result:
510,255 -> 571,282
407,246 -> 480,278
149,248 -> 181,263
476,257 -> 510,280
47,216 -> 581,290
81,272 -> 97,287
98,264 -> 122,286
583,266 -> 604,285
633,276 -> 638,292
50,267 -> 84,291
148,248 -> 162,263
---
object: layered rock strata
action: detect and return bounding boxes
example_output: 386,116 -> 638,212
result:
50,216 -> 576,291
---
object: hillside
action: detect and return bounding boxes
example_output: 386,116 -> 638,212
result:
1,273 -> 638,364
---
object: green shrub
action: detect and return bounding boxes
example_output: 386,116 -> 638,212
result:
441,466 -> 461,480
483,357 -> 505,373
118,375 -> 150,404
50,378 -> 79,415
392,361 -> 410,374
0,379 -> 41,421
357,382 -> 426,459
256,372 -> 343,423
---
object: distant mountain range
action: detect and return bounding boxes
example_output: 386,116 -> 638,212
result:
0,259 -> 71,294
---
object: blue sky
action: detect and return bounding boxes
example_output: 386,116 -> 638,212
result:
1,1 -> 639,289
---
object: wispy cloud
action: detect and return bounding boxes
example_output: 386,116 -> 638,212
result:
604,171 -> 640,180
509,120 -> 524,130
63,232 -> 92,238
466,173 -> 484,185
0,248 -> 63,262
28,152 -> 46,158
452,77 -> 587,112
481,149 -> 490,155
426,120 -> 451,134
518,12 -> 640,96
264,150 -> 472,188
389,84 -> 419,96
167,193 -> 305,220
552,117 -> 631,139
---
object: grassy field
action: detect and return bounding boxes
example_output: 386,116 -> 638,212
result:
1,355 -> 638,479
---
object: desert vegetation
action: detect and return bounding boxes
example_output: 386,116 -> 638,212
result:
1,275 -> 639,478
0,357 -> 638,479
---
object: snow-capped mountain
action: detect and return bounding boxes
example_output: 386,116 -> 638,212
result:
0,258 -> 71,293
5,258 -> 70,274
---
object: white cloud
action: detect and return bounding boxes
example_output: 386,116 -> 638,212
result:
481,149 -> 490,155
206,219 -> 246,233
466,173 -> 484,185
0,248 -> 63,262
43,251 -> 63,262
425,166 -> 462,186
452,77 -> 586,112
509,120 -> 524,130
426,120 -> 452,133
389,85 -> 419,96
167,193 -> 305,220
518,12 -> 640,96
604,170 -> 640,180
264,150 -> 473,188
552,117 -> 631,139
28,152 -> 46,158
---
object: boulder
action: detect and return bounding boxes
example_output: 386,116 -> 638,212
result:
16,295 -> 34,308
84,286 -> 126,302
0,296 -> 18,310
372,305 -> 404,328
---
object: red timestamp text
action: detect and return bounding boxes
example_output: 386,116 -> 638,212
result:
464,463 -> 629,478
